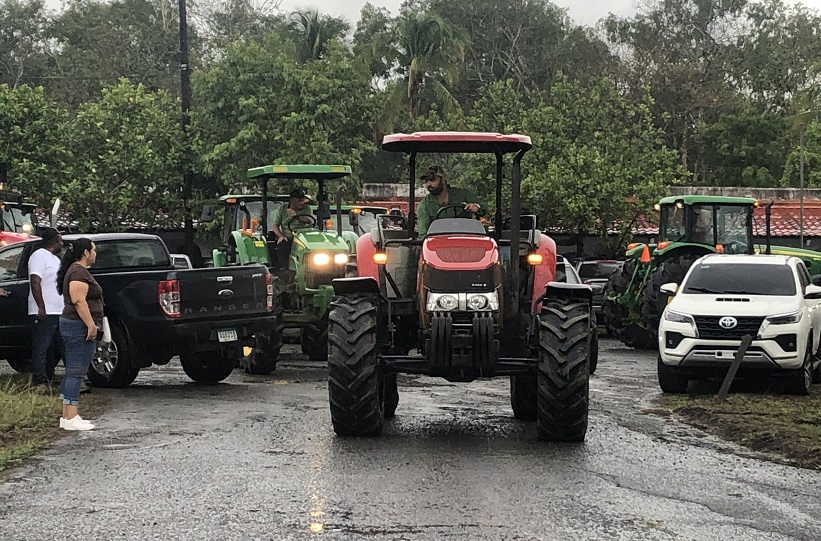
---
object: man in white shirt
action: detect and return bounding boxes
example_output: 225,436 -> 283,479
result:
28,228 -> 65,387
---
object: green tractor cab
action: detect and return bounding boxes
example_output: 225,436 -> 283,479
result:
603,195 -> 821,349
210,164 -> 374,369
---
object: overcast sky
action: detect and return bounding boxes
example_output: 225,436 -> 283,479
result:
277,0 -> 821,27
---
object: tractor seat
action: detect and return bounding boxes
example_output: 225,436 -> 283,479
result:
498,229 -> 542,248
427,218 -> 486,236
370,227 -> 412,244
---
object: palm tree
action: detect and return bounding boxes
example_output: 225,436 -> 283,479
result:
380,11 -> 469,126
287,8 -> 350,62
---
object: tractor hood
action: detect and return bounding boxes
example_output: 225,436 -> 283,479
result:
293,231 -> 350,252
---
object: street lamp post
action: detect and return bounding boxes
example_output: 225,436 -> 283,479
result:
179,0 -> 194,261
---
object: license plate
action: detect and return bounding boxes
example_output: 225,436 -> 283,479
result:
218,329 -> 238,342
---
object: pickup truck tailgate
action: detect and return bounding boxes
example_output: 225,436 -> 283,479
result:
176,265 -> 269,320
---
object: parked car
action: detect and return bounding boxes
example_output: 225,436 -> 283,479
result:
657,254 -> 821,394
576,259 -> 624,326
0,233 -> 279,387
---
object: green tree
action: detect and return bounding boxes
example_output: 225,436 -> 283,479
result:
286,8 -> 350,63
0,83 -> 66,206
377,11 -> 469,132
61,79 -> 184,231
192,33 -> 376,194
0,0 -> 50,89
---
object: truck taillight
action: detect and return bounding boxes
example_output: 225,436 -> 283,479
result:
265,272 -> 273,311
158,279 -> 180,318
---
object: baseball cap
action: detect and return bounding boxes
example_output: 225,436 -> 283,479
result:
289,188 -> 310,201
420,165 -> 445,181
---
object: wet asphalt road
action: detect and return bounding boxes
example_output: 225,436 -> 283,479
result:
1,338 -> 821,541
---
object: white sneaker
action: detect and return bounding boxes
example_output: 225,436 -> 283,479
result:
60,416 -> 95,431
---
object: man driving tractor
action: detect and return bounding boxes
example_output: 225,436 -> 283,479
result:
416,165 -> 487,237
270,188 -> 314,267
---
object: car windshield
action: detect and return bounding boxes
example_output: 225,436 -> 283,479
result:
683,262 -> 796,296
0,205 -> 33,234
578,261 -> 622,279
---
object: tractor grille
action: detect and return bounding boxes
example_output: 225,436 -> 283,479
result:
694,316 -> 764,340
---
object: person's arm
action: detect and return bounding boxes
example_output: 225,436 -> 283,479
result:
416,199 -> 432,237
28,253 -> 47,319
30,274 -> 46,320
68,280 -> 98,341
271,207 -> 288,244
463,190 -> 487,216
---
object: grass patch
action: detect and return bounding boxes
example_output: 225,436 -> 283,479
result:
655,387 -> 821,470
0,374 -> 105,473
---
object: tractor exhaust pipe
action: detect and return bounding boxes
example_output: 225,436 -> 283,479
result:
336,186 -> 344,236
765,201 -> 773,255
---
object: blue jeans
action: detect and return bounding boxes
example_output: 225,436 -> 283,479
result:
59,317 -> 99,406
30,315 -> 64,385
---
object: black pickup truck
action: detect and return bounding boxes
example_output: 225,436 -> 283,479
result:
0,233 -> 279,386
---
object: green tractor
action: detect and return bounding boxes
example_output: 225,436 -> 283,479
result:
603,195 -> 821,349
209,164 -> 381,368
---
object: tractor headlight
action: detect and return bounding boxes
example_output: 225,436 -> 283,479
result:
333,253 -> 349,265
312,253 -> 330,266
425,291 -> 499,312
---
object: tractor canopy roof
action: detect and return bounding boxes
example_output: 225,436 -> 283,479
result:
381,132 -> 532,154
659,194 -> 757,206
219,194 -> 291,203
246,164 -> 352,180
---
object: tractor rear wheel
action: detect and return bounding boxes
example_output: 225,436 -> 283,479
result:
327,295 -> 384,437
510,375 -> 537,420
180,350 -> 235,384
537,298 -> 590,442
245,302 -> 283,375
641,253 -> 701,341
603,259 -> 655,350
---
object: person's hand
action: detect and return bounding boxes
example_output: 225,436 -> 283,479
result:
286,208 -> 296,218
277,236 -> 288,244
85,323 -> 98,341
464,202 -> 480,214
0,288 -> 9,297
37,307 -> 46,321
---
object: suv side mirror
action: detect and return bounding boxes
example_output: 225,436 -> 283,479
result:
812,274 -> 821,287
199,204 -> 215,223
659,282 -> 678,296
805,284 -> 821,299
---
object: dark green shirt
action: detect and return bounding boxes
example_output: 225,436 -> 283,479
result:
272,204 -> 313,240
416,187 -> 487,237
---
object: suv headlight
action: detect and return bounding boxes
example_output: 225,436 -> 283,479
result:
663,309 -> 698,337
765,310 -> 802,325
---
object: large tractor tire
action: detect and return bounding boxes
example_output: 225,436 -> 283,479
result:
87,324 -> 139,388
245,303 -> 284,375
536,298 -> 590,442
602,260 -> 655,349
510,375 -> 537,420
640,253 -> 701,341
327,295 -> 384,437
180,350 -> 235,384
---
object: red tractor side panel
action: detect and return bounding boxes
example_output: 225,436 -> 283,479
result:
531,235 -> 557,313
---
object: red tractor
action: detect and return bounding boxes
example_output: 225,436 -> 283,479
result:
327,132 -> 594,441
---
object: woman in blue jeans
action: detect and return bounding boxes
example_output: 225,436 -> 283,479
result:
56,238 -> 103,431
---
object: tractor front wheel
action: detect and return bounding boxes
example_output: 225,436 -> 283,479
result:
537,298 -> 590,442
640,253 -> 701,341
327,295 -> 384,437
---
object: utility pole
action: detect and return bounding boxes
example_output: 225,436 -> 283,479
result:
179,0 -> 195,261
800,123 -> 805,247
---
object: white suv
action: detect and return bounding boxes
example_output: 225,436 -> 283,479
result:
657,254 -> 821,394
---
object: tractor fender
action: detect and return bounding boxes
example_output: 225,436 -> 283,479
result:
332,277 -> 380,296
539,282 -> 593,306
653,242 -> 714,259
356,233 -> 379,282
530,234 -> 557,313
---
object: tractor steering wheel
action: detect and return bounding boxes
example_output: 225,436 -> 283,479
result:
287,214 -> 317,231
435,204 -> 476,220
